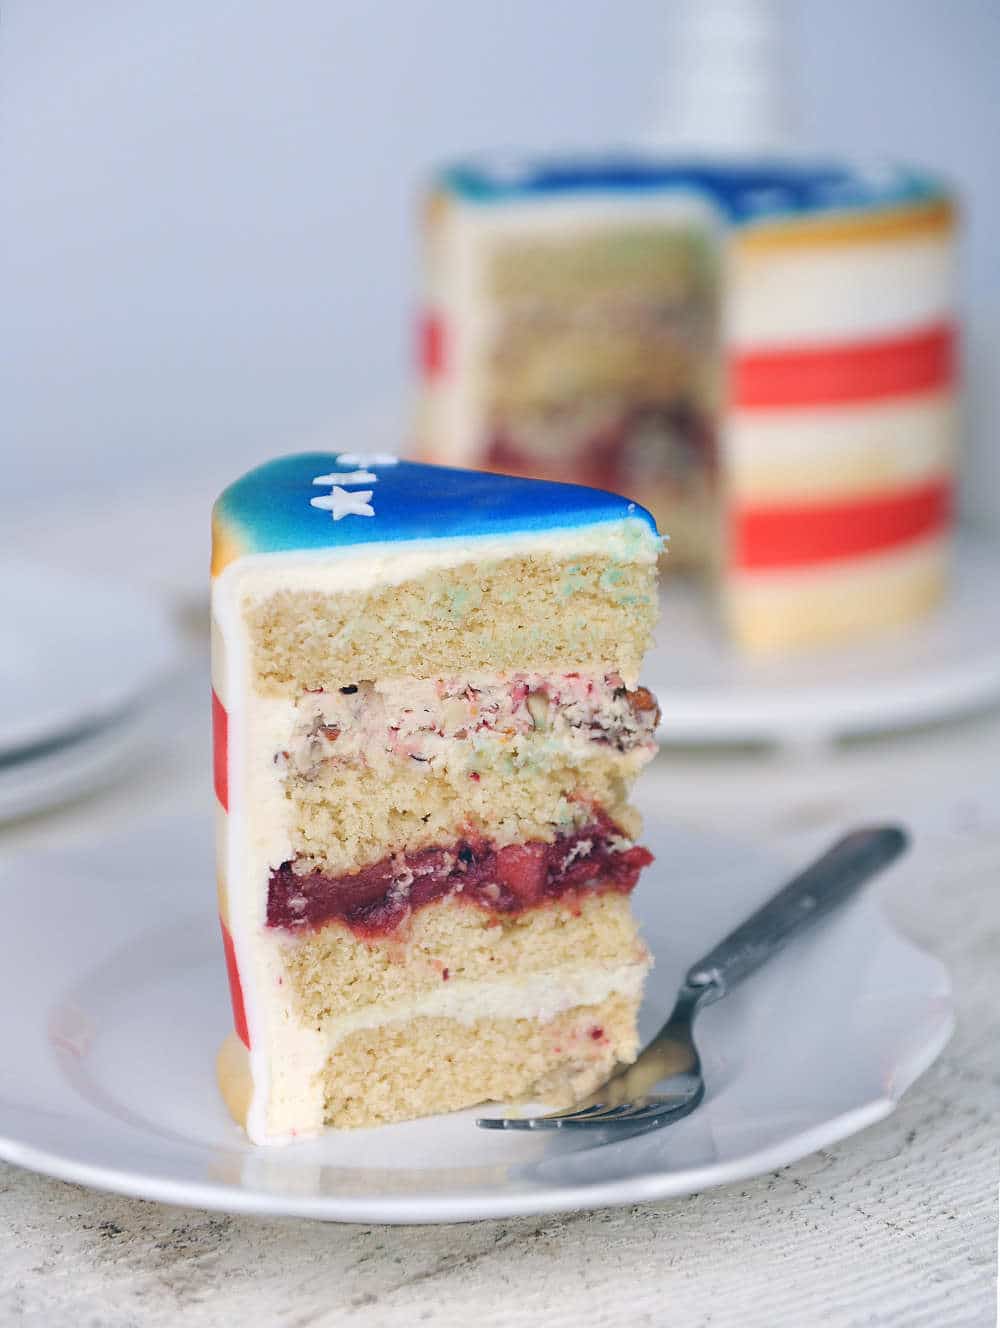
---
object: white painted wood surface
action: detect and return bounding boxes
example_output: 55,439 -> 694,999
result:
0,651 -> 997,1326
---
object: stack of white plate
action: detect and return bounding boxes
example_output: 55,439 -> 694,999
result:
0,563 -> 181,822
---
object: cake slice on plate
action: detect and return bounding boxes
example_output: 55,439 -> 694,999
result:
211,454 -> 662,1143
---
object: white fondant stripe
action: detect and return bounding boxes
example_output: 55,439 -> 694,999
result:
727,531 -> 949,591
725,392 -> 957,502
727,234 -> 955,348
210,616 -> 228,705
724,534 -> 949,653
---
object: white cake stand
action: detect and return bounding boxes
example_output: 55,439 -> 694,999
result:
646,531 -> 1000,751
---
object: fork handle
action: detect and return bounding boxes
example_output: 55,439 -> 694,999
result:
685,825 -> 909,1001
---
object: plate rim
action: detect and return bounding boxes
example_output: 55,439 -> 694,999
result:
0,703 -> 160,824
0,922 -> 954,1225
0,561 -> 180,756
0,1025 -> 952,1224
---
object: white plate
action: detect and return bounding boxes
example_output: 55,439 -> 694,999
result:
0,701 -> 161,824
648,532 -> 1000,750
0,813 -> 951,1224
0,562 -> 179,756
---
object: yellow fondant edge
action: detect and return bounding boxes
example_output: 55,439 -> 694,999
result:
735,197 -> 955,255
211,508 -> 247,578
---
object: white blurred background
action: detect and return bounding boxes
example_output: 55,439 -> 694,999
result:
4,0 -> 999,555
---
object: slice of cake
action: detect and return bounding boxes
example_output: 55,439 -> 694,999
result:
211,454 -> 662,1143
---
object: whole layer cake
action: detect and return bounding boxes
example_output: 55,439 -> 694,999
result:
211,454 -> 662,1143
415,158 -> 958,652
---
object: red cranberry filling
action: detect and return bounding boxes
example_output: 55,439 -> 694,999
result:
267,812 -> 652,936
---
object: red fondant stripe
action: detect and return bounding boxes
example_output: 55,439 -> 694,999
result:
732,322 -> 956,409
212,689 -> 228,811
419,311 -> 446,379
733,477 -> 952,570
220,918 -> 250,1048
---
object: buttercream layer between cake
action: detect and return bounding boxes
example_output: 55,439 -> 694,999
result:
725,533 -> 948,652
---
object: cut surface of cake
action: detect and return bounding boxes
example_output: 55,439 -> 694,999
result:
211,454 -> 662,1142
416,158 -> 957,652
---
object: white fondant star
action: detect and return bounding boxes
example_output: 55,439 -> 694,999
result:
311,470 -> 377,485
310,487 -> 375,520
336,451 -> 399,467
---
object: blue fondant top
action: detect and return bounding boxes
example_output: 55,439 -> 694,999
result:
213,454 -> 658,568
436,156 -> 947,225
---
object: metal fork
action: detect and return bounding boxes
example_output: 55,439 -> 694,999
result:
477,824 -> 908,1133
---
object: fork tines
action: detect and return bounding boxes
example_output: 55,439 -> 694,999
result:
476,1087 -> 702,1131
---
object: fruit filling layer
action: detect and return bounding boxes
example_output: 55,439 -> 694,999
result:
275,674 -> 659,779
267,812 -> 653,936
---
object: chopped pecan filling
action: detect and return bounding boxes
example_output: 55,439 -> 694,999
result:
276,674 -> 660,777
